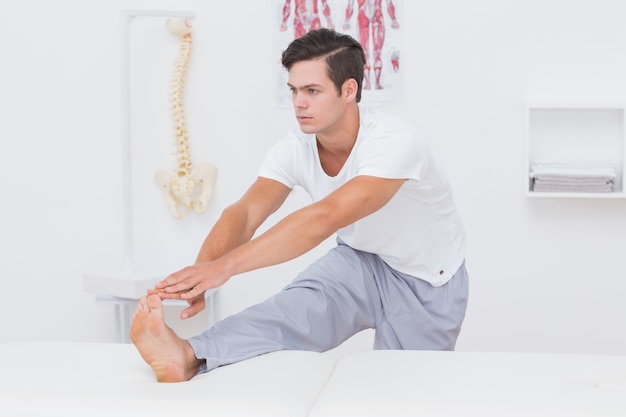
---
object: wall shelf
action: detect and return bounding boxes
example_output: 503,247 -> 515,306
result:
525,100 -> 626,198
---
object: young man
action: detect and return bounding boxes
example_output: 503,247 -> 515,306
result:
131,28 -> 468,383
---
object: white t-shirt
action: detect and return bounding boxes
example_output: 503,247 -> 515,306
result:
259,106 -> 465,286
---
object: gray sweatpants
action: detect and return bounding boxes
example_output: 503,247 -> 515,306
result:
189,240 -> 469,373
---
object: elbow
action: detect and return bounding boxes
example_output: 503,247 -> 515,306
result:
220,203 -> 257,241
306,204 -> 345,241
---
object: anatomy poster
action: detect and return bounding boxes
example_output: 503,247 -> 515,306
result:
275,0 -> 403,107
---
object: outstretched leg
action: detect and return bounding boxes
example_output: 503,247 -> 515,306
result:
130,294 -> 203,382
188,242 -> 383,373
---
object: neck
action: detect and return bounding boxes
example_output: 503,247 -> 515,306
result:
316,104 -> 360,155
316,105 -> 360,176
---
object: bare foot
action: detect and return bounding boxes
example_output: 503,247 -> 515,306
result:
130,294 -> 203,382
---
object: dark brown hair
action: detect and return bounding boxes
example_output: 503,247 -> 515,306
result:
281,29 -> 365,102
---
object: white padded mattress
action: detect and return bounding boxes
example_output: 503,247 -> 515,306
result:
0,342 -> 336,417
309,350 -> 626,417
1,342 -> 625,416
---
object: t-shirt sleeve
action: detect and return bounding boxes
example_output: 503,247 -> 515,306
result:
355,132 -> 429,181
258,138 -> 299,189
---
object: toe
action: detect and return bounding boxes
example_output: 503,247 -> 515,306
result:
135,296 -> 148,313
146,293 -> 163,311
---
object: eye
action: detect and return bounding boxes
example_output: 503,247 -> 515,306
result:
308,89 -> 319,94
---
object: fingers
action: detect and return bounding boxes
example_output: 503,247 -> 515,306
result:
148,288 -> 186,300
155,265 -> 202,294
147,285 -> 202,304
152,282 -> 205,301
179,284 -> 204,300
154,270 -> 190,292
180,296 -> 206,320
143,282 -> 208,320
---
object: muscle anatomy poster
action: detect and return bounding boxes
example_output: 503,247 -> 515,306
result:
275,0 -> 403,107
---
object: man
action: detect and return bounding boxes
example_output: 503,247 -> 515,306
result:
131,28 -> 468,383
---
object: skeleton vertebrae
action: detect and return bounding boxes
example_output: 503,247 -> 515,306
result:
155,19 -> 217,219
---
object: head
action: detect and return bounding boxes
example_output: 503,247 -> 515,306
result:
281,29 -> 365,103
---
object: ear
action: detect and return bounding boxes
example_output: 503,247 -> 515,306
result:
342,78 -> 359,102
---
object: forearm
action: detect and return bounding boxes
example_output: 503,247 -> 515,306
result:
194,204 -> 257,264
217,203 -> 335,278
157,203 -> 332,299
153,204 -> 261,299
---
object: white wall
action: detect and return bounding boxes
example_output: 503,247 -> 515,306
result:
1,0 -> 625,357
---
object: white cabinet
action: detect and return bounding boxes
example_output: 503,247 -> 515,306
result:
525,101 -> 626,198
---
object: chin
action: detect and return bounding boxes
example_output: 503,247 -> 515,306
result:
298,125 -> 317,134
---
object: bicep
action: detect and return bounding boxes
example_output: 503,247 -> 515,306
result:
319,176 -> 406,229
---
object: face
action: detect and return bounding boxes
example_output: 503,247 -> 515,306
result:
287,59 -> 352,136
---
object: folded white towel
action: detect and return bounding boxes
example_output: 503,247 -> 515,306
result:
530,161 -> 616,179
533,184 -> 614,193
534,177 -> 614,186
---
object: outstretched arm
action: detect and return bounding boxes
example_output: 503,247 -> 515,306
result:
194,177 -> 290,264
157,175 -> 405,307
152,177 -> 291,318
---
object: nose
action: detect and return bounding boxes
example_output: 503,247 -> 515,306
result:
292,91 -> 307,109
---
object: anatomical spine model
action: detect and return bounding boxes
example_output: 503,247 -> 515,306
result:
155,19 -> 217,219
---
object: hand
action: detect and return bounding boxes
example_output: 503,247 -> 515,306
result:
148,287 -> 208,320
150,261 -> 229,308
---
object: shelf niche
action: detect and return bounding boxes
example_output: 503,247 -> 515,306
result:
525,101 -> 626,198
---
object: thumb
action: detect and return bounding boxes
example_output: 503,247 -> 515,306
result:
180,297 -> 206,320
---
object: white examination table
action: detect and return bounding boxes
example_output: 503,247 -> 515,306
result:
1,342 -> 625,416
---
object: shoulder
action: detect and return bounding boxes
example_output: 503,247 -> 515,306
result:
359,106 -> 418,136
359,106 -> 416,132
259,126 -> 316,186
357,106 -> 428,152
353,107 -> 434,179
